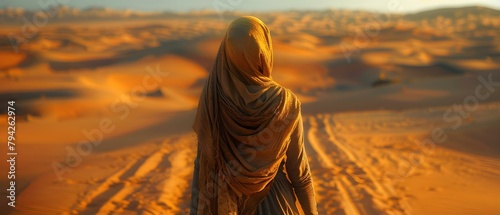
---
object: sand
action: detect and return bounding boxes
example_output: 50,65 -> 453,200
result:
0,5 -> 499,215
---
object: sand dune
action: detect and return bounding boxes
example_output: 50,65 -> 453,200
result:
10,103 -> 500,214
1,5 -> 499,215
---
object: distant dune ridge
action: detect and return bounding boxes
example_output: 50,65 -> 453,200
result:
0,5 -> 499,23
1,5 -> 500,215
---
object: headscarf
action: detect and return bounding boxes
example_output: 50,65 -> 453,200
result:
192,16 -> 301,215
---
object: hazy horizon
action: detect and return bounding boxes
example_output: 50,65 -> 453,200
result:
1,0 -> 500,214
1,0 -> 500,13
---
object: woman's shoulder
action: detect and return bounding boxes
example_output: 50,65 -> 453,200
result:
278,86 -> 302,112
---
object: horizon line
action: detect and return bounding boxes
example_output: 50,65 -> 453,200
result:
0,4 -> 499,15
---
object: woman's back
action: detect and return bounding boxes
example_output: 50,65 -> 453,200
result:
190,16 -> 318,215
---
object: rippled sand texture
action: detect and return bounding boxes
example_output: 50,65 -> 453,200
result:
0,6 -> 499,215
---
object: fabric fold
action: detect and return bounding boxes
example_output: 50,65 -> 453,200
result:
191,16 -> 302,214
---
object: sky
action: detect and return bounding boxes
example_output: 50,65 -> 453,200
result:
1,0 -> 499,13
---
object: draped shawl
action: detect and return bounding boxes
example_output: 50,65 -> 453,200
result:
191,16 -> 301,215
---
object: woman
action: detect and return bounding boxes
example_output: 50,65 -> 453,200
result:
190,16 -> 318,215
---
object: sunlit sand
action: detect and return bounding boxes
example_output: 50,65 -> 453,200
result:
0,6 -> 499,215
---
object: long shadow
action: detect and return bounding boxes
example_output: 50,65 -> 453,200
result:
89,109 -> 196,153
0,89 -> 81,115
47,35 -> 217,72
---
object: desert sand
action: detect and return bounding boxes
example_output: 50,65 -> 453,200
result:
0,5 -> 499,215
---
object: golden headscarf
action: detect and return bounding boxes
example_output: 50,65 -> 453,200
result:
192,16 -> 301,215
